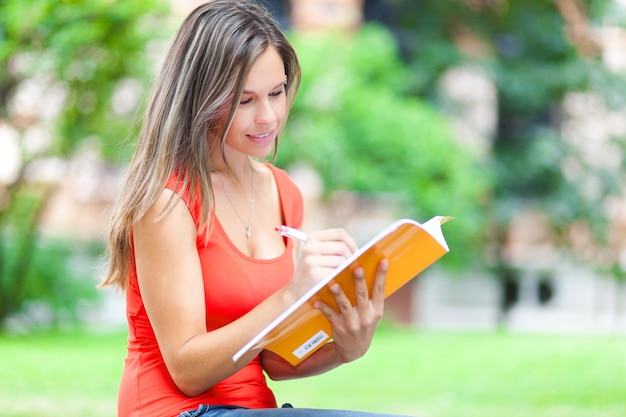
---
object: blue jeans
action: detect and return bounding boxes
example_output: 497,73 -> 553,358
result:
178,405 -> 413,417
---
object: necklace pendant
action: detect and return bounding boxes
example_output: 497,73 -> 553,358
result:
215,166 -> 255,240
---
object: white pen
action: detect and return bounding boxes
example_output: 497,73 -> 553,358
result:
275,225 -> 308,242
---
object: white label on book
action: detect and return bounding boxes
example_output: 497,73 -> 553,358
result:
293,330 -> 330,359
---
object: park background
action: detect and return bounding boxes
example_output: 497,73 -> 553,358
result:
1,0 -> 626,416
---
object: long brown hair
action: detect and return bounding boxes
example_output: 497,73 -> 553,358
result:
101,0 -> 301,289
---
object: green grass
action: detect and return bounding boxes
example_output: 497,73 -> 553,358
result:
269,327 -> 626,417
0,330 -> 126,417
1,326 -> 625,417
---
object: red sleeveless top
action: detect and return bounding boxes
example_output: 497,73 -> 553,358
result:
118,164 -> 304,417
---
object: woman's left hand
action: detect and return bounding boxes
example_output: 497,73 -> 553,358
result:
314,258 -> 388,363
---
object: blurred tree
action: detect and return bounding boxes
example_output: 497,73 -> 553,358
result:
366,0 -> 626,322
277,25 -> 490,268
0,0 -> 169,329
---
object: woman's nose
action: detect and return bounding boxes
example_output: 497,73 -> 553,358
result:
255,99 -> 276,125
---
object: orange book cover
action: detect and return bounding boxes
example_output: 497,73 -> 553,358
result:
233,216 -> 452,366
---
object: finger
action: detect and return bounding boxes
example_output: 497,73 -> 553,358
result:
305,240 -> 354,258
353,266 -> 375,322
299,254 -> 354,272
353,267 -> 370,307
314,299 -> 341,329
309,228 -> 358,254
370,259 -> 388,312
329,282 -> 354,315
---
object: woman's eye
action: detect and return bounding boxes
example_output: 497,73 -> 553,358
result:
240,88 -> 284,105
270,88 -> 285,97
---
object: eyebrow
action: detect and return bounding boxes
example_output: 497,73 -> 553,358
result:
242,80 -> 287,95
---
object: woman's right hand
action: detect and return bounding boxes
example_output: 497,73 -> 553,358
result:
285,228 -> 358,301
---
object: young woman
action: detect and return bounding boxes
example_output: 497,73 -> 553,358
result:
101,1 -> 401,416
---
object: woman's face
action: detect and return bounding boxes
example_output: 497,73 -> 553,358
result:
224,45 -> 287,160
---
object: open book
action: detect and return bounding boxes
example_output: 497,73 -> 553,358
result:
233,216 -> 452,366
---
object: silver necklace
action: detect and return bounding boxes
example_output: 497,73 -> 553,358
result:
215,168 -> 255,237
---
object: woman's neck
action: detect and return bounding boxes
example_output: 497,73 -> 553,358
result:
211,154 -> 256,184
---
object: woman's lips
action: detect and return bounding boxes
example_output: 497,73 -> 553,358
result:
247,130 -> 274,145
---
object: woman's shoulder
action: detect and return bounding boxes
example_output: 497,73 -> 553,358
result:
261,162 -> 287,178
163,171 -> 202,227
260,163 -> 299,193
259,162 -> 303,226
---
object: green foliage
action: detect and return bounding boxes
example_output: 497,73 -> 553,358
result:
382,1 -> 626,278
0,183 -> 102,329
475,2 -> 626,253
0,237 -> 103,329
0,0 -> 169,328
277,25 -> 490,267
0,0 -> 170,161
